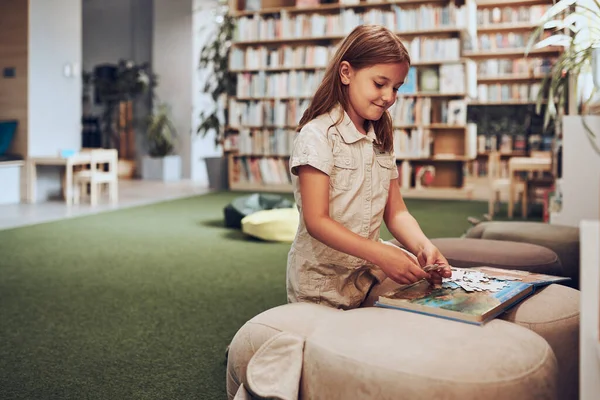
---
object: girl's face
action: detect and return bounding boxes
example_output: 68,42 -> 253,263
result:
340,61 -> 409,132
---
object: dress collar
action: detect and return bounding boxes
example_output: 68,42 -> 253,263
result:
328,104 -> 377,144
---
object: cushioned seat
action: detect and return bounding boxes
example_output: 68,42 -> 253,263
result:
464,221 -> 580,288
430,237 -> 564,276
363,280 -> 580,400
227,300 -> 562,400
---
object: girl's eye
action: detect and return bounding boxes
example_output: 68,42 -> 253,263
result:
374,82 -> 384,88
393,87 -> 400,93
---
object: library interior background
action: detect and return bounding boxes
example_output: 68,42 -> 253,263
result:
1,0 -> 599,399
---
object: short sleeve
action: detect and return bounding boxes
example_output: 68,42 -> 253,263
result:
289,124 -> 333,176
390,153 -> 399,180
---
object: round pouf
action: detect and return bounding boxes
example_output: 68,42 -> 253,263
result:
465,221 -> 580,289
430,237 -> 564,277
501,284 -> 580,400
227,302 -> 559,400
226,302 -> 340,399
364,280 -> 579,400
302,308 -> 557,400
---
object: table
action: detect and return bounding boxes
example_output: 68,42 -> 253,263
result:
26,150 -> 117,205
507,157 -> 552,218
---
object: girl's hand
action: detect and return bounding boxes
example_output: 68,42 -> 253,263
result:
416,243 -> 452,285
373,243 -> 431,285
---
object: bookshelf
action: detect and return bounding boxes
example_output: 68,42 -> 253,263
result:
224,0 -> 559,197
463,0 -> 561,180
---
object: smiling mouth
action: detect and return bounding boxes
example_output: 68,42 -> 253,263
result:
373,103 -> 386,109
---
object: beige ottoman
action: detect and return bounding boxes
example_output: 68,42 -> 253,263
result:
227,300 -> 562,399
464,221 -> 580,289
429,237 -> 564,277
363,281 -> 580,400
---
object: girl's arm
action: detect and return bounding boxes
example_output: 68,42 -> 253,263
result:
382,178 -> 432,255
383,178 -> 452,281
298,165 -> 429,284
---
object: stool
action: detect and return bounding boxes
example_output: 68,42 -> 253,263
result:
227,302 -> 560,400
464,221 -> 580,289
429,237 -> 564,277
363,281 -> 580,400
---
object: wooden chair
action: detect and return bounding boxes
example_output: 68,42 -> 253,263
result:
73,149 -> 118,205
523,151 -> 554,218
488,151 -> 524,218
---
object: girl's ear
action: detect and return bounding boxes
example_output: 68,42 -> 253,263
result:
339,61 -> 352,85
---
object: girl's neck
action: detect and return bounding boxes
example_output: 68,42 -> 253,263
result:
345,104 -> 367,135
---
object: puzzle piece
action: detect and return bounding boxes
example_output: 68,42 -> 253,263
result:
441,268 -> 511,293
423,263 -> 448,272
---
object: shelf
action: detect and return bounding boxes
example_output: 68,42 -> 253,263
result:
229,123 -> 466,130
399,185 -> 475,200
235,96 -> 312,100
229,182 -> 294,192
477,74 -> 547,83
227,125 -> 297,130
233,153 -> 290,158
476,0 -> 551,7
231,65 -> 326,73
230,59 -> 467,72
469,100 -> 541,105
229,182 -> 476,199
476,23 -> 540,33
398,155 -> 474,161
476,151 -> 529,157
0,160 -> 24,167
398,92 -> 466,98
412,59 -> 466,66
463,47 -> 562,58
232,27 -> 461,46
394,124 -> 467,129
233,0 -> 457,17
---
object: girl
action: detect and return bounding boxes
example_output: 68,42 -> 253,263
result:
287,24 -> 452,310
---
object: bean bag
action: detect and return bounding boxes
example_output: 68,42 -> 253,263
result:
241,207 -> 299,242
224,193 -> 294,229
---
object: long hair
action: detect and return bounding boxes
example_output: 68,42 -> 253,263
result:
297,25 -> 411,152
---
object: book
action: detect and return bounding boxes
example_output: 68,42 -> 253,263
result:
375,267 -> 570,326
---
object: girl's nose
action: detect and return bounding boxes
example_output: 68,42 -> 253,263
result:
382,88 -> 395,103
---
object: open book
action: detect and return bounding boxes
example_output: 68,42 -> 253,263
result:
375,267 -> 570,326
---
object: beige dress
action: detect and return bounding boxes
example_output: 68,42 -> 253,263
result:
287,104 -> 399,309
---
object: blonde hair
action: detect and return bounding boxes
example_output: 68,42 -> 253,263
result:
297,24 -> 411,152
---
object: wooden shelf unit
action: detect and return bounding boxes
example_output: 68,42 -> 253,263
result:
226,0 -> 559,195
462,0 -> 560,180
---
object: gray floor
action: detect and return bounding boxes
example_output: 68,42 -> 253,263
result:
0,179 -> 211,231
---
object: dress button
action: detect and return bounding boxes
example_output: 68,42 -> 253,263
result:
345,159 -> 350,165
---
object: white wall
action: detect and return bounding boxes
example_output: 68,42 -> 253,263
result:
82,0 -> 153,170
191,0 -> 223,181
152,0 -> 222,184
29,0 -> 82,156
152,0 -> 193,179
82,0 -> 152,73
551,116 -> 600,227
28,0 -> 82,200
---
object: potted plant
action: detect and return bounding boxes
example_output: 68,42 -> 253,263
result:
141,102 -> 181,182
525,0 -> 600,154
196,0 -> 237,189
85,60 -> 157,178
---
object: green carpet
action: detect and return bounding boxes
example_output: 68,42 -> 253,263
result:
0,192 -> 538,399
